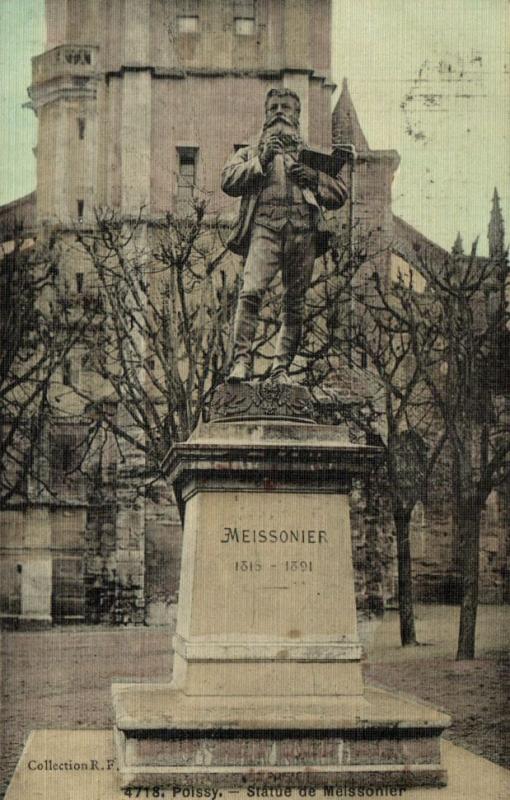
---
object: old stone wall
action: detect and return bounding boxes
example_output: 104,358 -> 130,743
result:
410,488 -> 510,605
350,481 -> 396,616
144,482 -> 183,626
0,506 -> 87,627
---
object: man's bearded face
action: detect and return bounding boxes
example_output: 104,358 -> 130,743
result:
263,94 -> 300,136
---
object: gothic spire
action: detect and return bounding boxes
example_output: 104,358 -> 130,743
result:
452,231 -> 464,255
488,187 -> 505,260
332,78 -> 369,152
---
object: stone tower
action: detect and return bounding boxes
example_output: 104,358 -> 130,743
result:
30,0 -> 336,228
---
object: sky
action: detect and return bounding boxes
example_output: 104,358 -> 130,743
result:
0,0 -> 44,206
332,0 -> 510,254
0,0 -> 508,255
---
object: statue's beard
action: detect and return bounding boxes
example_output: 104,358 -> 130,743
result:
260,114 -> 302,150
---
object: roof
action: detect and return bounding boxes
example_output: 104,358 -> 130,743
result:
332,79 -> 370,152
392,214 -> 450,272
0,192 -> 37,242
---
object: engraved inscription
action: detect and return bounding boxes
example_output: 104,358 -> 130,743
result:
234,560 -> 313,572
221,527 -> 328,544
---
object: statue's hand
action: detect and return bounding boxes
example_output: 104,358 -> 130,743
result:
288,162 -> 319,190
259,134 -> 284,170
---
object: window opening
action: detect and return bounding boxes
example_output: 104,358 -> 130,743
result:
63,359 -> 72,386
234,0 -> 255,35
176,148 -> 198,213
177,15 -> 198,33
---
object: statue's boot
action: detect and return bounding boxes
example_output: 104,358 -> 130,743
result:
270,313 -> 301,383
226,295 -> 260,383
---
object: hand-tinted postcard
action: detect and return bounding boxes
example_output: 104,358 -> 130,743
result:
1,1 -> 509,799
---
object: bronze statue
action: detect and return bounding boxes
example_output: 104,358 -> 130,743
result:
221,87 -> 348,383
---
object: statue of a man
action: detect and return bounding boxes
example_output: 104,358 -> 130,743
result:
221,87 -> 348,383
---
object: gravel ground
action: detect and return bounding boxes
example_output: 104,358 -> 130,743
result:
1,604 -> 509,797
363,604 -> 510,770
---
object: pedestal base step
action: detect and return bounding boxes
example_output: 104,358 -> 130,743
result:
7,731 -> 510,800
113,685 -> 450,789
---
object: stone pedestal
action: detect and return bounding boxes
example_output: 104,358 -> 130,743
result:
113,383 -> 450,788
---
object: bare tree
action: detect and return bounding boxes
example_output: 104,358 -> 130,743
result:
65,202 -> 236,482
0,233 -> 91,506
388,228 -> 509,659
343,266 -> 447,646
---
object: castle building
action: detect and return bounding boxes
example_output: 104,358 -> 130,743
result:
32,0 -> 334,227
1,0 -> 508,625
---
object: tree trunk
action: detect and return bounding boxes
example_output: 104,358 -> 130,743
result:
451,455 -> 463,573
456,498 -> 482,660
394,502 -> 417,646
